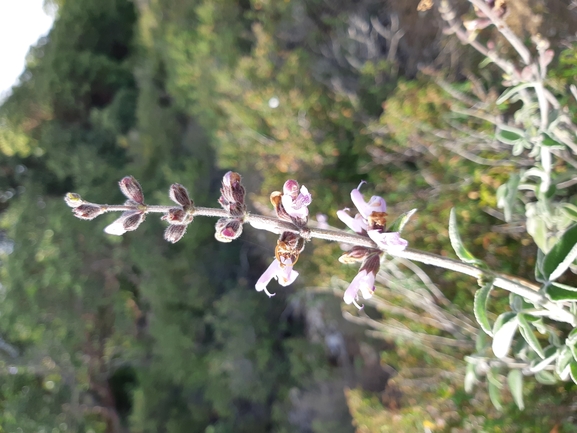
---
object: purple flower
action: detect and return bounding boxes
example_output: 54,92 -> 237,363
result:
343,269 -> 375,308
281,179 -> 312,220
338,182 -> 408,253
255,256 -> 299,298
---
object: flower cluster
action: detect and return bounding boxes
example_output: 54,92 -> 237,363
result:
255,180 -> 311,297
337,182 -> 408,308
65,174 -> 412,308
161,183 -> 195,243
215,171 -> 246,242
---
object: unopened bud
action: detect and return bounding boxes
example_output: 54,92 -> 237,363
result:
169,184 -> 193,209
73,204 -> 104,220
123,212 -> 146,231
119,176 -> 145,204
162,208 -> 192,224
214,218 -> 243,243
339,246 -> 374,264
65,192 -> 83,208
219,171 -> 246,217
164,224 -> 187,243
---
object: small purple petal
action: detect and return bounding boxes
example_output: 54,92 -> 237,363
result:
337,209 -> 368,234
256,259 -> 281,294
350,188 -> 386,219
344,269 -> 374,305
368,230 -> 408,252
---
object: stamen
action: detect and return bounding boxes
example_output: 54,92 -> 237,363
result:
264,287 -> 276,298
356,180 -> 367,190
352,299 -> 364,310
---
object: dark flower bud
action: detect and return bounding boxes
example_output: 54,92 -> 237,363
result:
119,176 -> 145,205
164,224 -> 187,243
169,184 -> 193,209
219,171 -> 246,217
162,208 -> 188,224
123,212 -> 146,232
214,218 -> 243,243
65,192 -> 83,208
338,246 -> 379,264
73,204 -> 104,220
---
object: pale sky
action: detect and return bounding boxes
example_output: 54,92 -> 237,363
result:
0,0 -> 54,102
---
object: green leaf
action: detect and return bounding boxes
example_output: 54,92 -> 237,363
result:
448,208 -> 483,265
543,224 -> 577,281
475,330 -> 488,352
517,314 -> 545,359
545,283 -> 577,301
535,370 -> 557,385
541,132 -> 564,148
570,344 -> 577,363
474,279 -> 494,336
496,174 -> 520,223
556,346 -> 573,376
492,314 -> 519,359
567,328 -> 577,345
507,370 -> 524,410
570,362 -> 577,384
387,208 -> 417,234
560,203 -> 577,223
488,380 -> 503,411
464,362 -> 476,393
496,83 -> 534,105
535,248 -> 545,283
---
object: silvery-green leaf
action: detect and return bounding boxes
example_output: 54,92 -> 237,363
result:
507,370 -> 525,410
543,224 -> 577,281
570,362 -> 577,384
464,362 -> 476,393
535,370 -> 557,385
492,315 -> 519,359
496,83 -> 535,105
556,346 -> 573,376
387,208 -> 417,234
449,208 -> 483,265
488,380 -> 503,411
474,280 -> 494,336
518,314 -> 545,359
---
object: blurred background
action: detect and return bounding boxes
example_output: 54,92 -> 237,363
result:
1,0 -> 577,431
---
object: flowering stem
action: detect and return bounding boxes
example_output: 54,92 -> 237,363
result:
86,200 -> 576,325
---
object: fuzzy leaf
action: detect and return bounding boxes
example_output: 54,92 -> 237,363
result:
546,282 -> 577,301
535,370 -> 557,385
474,279 -> 494,336
449,208 -> 483,265
543,224 -> 577,281
387,208 -> 417,234
492,314 -> 519,359
517,314 -> 545,359
556,346 -> 573,376
507,370 -> 525,410
488,380 -> 503,411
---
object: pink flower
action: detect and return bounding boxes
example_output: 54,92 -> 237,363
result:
255,256 -> 299,298
281,179 -> 312,221
343,269 -> 375,308
338,182 -> 408,253
367,231 -> 408,253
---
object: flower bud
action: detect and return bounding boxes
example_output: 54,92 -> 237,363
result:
339,246 -> 376,264
219,171 -> 246,217
123,212 -> 146,231
65,192 -> 83,208
119,176 -> 144,204
214,218 -> 243,243
169,184 -> 193,209
162,207 -> 193,225
164,224 -> 187,243
73,204 -> 104,220
270,191 -> 292,223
